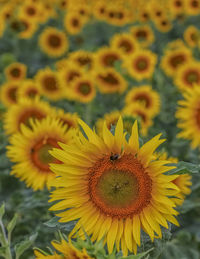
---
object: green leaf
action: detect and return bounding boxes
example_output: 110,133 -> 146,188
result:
0,245 -> 7,257
0,203 -> 5,220
169,161 -> 199,175
7,213 -> 18,236
15,233 -> 37,259
122,248 -> 154,259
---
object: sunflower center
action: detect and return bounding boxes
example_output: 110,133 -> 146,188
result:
170,55 -> 185,68
135,58 -> 148,71
185,70 -> 199,85
72,18 -> 79,27
27,89 -> 38,98
191,0 -> 198,7
175,0 -> 182,7
43,76 -> 58,91
10,68 -> 20,78
134,93 -> 151,108
67,71 -> 80,83
18,109 -> 45,129
136,30 -> 147,40
78,83 -> 91,95
31,138 -> 60,171
119,40 -> 132,52
103,54 -> 119,67
48,35 -> 61,48
89,154 -> 152,218
98,73 -> 119,86
8,87 -> 17,103
26,7 -> 36,16
191,32 -> 198,42
96,169 -> 139,208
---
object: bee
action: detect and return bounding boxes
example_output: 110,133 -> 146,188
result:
110,153 -> 121,161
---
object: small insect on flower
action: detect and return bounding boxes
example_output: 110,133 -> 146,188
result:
110,153 -> 121,161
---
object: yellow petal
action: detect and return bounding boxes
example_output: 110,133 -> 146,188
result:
128,120 -> 139,153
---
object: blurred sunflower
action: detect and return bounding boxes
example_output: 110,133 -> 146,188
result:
17,79 -> 40,100
64,12 -> 84,35
92,1 -> 107,21
39,27 -> 68,58
34,239 -> 93,259
53,108 -> 80,130
35,68 -> 64,100
110,33 -> 139,57
172,174 -> 192,205
123,103 -> 153,135
105,6 -> 130,26
95,47 -> 122,68
130,25 -> 155,47
58,62 -> 83,87
125,85 -> 160,117
69,50 -> 95,71
19,1 -> 41,21
71,76 -> 96,103
137,7 -> 151,23
95,68 -> 127,94
175,61 -> 200,91
184,25 -> 200,47
176,86 -> 200,148
7,117 -> 73,191
168,0 -> 185,17
49,118 -> 179,256
95,110 -> 121,135
17,15 -> 38,39
154,17 -> 172,33
0,81 -> 20,107
124,49 -> 157,81
161,47 -> 192,77
4,62 -> 27,81
3,97 -> 53,135
184,0 -> 200,15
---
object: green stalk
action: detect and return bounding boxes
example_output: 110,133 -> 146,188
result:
0,219 -> 12,259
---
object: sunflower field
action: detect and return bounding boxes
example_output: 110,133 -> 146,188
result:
0,0 -> 200,258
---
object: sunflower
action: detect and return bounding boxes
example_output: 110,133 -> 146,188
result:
172,174 -> 192,205
96,110 -> 121,135
124,49 -> 157,81
4,62 -> 27,81
92,1 -> 107,21
174,61 -> 200,91
149,2 -> 166,21
104,7 -> 130,26
125,85 -> 160,117
130,25 -> 155,47
154,17 -> 172,33
68,50 -> 95,71
161,47 -> 192,77
17,15 -> 38,39
168,0 -> 185,16
184,25 -> 200,48
0,81 -> 20,107
39,27 -> 68,58
3,97 -> 53,135
123,103 -> 153,136
17,79 -> 40,100
34,239 -> 93,259
184,0 -> 200,15
176,86 -> 200,148
58,62 -> 83,96
35,68 -> 64,100
19,2 -> 41,21
49,118 -> 179,256
7,117 -> 73,191
137,7 -> 151,23
71,76 -> 96,103
95,47 -> 122,69
110,33 -> 139,57
0,17 -> 5,37
64,12 -> 84,35
53,108 -> 80,130
95,68 -> 127,94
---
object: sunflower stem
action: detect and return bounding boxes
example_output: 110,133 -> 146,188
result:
0,219 -> 12,259
85,101 -> 92,126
